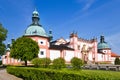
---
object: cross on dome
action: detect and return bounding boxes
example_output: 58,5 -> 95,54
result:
32,8 -> 39,17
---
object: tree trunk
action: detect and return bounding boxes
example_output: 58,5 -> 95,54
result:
25,60 -> 27,66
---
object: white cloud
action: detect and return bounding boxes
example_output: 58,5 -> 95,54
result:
66,39 -> 70,42
76,0 -> 95,11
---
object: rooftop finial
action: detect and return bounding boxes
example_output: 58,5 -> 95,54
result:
32,8 -> 39,17
32,8 -> 40,25
35,8 -> 37,11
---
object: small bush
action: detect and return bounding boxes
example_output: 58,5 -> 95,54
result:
114,57 -> 120,65
31,58 -> 41,67
32,58 -> 51,68
42,58 -> 51,68
52,57 -> 65,69
71,57 -> 84,70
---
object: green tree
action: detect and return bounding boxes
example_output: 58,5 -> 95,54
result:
114,57 -> 120,65
52,57 -> 65,69
10,36 -> 39,66
0,23 -> 7,55
71,57 -> 84,70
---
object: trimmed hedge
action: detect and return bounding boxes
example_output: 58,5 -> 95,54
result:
7,66 -> 120,80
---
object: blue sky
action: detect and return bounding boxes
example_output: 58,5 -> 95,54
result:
0,0 -> 120,54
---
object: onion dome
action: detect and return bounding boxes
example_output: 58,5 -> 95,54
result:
24,9 -> 48,37
97,35 -> 110,49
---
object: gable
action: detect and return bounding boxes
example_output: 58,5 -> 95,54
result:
51,38 -> 67,45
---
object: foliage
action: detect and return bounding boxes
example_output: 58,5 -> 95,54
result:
7,66 -> 120,80
32,58 -> 41,67
32,58 -> 51,68
52,57 -> 65,69
10,36 -> 39,66
42,58 -> 51,68
0,61 -> 2,65
114,57 -> 120,65
0,43 -> 6,55
0,23 -> 8,55
71,57 -> 84,70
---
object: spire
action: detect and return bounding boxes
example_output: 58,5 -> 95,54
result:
100,35 -> 105,43
49,29 -> 53,41
32,8 -> 40,25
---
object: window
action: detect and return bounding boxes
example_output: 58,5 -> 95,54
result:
38,40 -> 46,45
5,56 -> 7,58
40,41 -> 43,44
103,50 -> 107,53
40,51 -> 44,55
78,45 -> 80,50
101,55 -> 103,58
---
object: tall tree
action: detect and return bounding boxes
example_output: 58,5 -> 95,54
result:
0,23 -> 7,55
114,57 -> 120,65
10,36 -> 39,66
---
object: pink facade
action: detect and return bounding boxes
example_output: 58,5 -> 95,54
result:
69,33 -> 98,63
27,36 -> 50,58
2,51 -> 21,65
2,10 -> 119,65
2,32 -> 118,65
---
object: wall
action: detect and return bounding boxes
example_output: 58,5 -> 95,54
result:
64,50 -> 74,62
50,50 -> 60,61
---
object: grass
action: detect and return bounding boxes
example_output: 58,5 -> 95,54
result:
59,68 -> 120,77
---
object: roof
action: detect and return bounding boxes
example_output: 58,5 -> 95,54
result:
49,45 -> 74,50
24,10 -> 48,37
98,42 -> 110,49
98,35 -> 110,49
111,52 -> 120,57
24,25 -> 48,37
50,38 -> 67,45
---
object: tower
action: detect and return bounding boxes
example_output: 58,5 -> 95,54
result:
24,9 -> 50,58
98,35 -> 111,61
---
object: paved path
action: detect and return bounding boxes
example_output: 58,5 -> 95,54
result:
0,69 -> 22,80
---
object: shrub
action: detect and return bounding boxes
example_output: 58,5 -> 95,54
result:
32,58 -> 51,68
114,57 -> 120,65
31,58 -> 41,67
42,58 -> 51,68
71,57 -> 84,70
52,57 -> 65,69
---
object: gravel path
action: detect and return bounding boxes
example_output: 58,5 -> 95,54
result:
0,69 -> 23,80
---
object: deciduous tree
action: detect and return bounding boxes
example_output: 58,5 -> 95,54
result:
0,23 -> 7,55
10,36 -> 39,66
